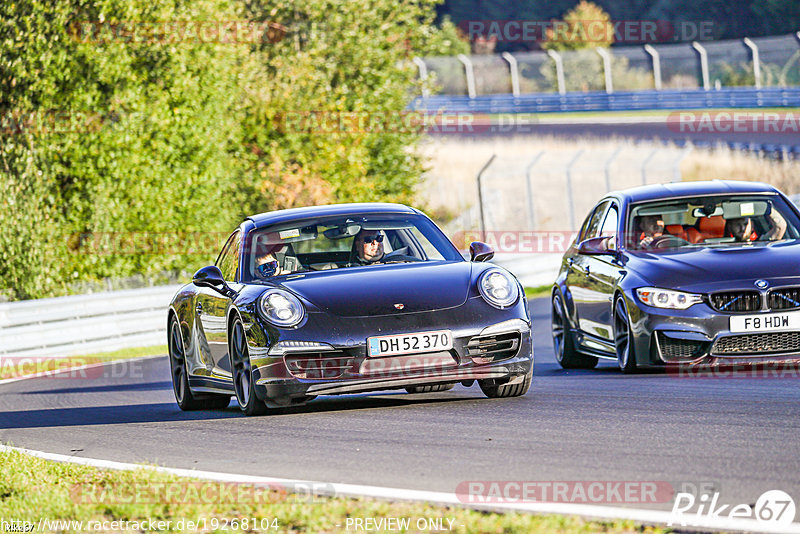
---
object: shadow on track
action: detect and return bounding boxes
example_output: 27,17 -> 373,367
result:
2,394 -> 481,429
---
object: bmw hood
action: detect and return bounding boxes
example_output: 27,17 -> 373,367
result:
277,261 -> 472,317
627,241 -> 800,293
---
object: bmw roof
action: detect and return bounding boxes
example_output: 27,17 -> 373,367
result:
246,202 -> 418,227
611,180 -> 780,204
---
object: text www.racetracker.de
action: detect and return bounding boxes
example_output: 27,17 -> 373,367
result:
1,517 -> 281,532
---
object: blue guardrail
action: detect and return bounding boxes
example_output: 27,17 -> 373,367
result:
412,87 -> 800,114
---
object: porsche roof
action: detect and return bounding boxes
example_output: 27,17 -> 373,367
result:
246,202 -> 418,227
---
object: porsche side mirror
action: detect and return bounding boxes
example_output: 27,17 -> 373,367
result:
577,236 -> 614,255
193,266 -> 236,297
469,241 -> 494,262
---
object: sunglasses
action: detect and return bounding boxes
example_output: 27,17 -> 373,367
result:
256,260 -> 279,277
362,234 -> 384,244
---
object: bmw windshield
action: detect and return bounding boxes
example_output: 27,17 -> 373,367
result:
627,194 -> 800,251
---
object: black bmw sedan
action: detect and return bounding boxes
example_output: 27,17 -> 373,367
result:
169,203 -> 532,414
551,180 -> 800,373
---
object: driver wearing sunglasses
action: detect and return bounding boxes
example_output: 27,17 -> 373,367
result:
254,243 -> 289,279
351,229 -> 385,266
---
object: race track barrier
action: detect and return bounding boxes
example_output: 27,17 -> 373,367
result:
0,285 -> 180,359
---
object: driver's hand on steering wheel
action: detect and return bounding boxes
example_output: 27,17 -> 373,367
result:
640,235 -> 655,248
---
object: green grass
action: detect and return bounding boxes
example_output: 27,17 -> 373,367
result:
0,345 -> 167,380
0,449 -> 669,533
525,285 -> 553,300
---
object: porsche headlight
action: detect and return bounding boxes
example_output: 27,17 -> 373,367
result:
636,287 -> 702,310
478,268 -> 520,309
258,289 -> 305,327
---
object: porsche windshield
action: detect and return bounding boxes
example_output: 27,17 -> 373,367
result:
627,194 -> 800,250
242,214 -> 462,281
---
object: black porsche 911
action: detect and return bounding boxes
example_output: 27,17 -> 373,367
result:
168,203 -> 532,414
551,180 -> 800,373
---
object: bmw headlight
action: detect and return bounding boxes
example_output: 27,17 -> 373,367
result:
636,287 -> 702,310
478,268 -> 520,309
258,289 -> 305,327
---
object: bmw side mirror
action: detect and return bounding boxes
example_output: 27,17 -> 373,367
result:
193,266 -> 236,297
577,236 -> 613,255
470,241 -> 494,262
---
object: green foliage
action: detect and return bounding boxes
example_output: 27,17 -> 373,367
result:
0,0 -> 462,300
542,1 -> 614,52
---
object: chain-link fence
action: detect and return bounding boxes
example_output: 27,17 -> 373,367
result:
419,32 -> 800,96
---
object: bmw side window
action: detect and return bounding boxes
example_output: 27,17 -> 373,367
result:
216,231 -> 241,282
600,206 -> 618,241
582,201 -> 611,241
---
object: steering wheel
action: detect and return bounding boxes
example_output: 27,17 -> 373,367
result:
647,235 -> 690,249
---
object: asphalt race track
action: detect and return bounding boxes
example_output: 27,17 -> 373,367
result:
3,298 -> 800,516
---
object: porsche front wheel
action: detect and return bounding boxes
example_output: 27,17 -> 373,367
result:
230,317 -> 268,416
479,370 -> 532,398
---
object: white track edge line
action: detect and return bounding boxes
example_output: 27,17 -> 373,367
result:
1,444 -> 797,534
0,354 -> 165,386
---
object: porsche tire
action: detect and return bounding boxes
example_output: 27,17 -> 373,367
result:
230,316 -> 268,416
405,384 -> 455,394
479,370 -> 532,398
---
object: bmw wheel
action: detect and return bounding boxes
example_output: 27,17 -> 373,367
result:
551,291 -> 598,369
230,317 -> 267,416
614,296 -> 638,374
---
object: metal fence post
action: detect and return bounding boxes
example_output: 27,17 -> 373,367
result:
501,52 -> 521,97
596,48 -> 614,94
457,54 -> 477,99
673,146 -> 693,182
546,49 -> 566,95
412,57 -> 430,98
692,41 -> 710,90
476,154 -> 497,235
743,38 -> 761,89
565,150 -> 584,230
604,147 -> 623,192
643,44 -> 662,90
524,151 -> 545,228
641,148 -> 658,185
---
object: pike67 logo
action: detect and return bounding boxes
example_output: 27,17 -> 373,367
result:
669,489 -> 796,527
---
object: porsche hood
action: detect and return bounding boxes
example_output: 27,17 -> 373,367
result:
277,261 -> 474,317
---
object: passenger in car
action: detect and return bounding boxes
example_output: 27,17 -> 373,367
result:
726,209 -> 787,242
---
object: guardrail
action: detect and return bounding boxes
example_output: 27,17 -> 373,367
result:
0,285 -> 180,359
412,87 -> 800,114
